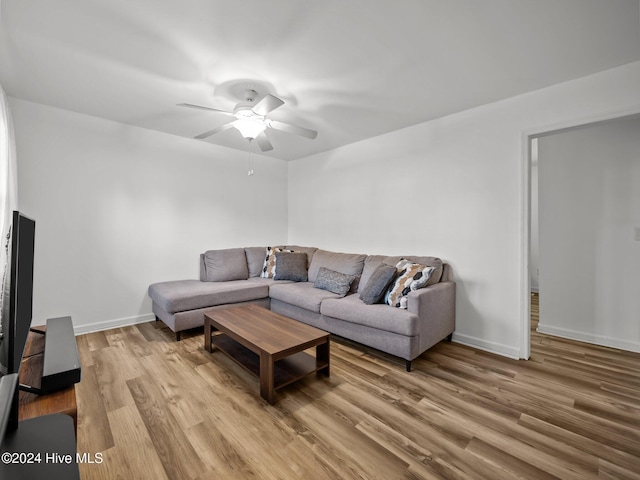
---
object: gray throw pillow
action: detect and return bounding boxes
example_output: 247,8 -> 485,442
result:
274,251 -> 308,282
359,264 -> 397,305
314,267 -> 355,296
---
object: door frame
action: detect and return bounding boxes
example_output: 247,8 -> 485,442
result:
519,107 -> 640,359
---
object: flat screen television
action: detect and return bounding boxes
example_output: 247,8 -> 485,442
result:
0,211 -> 36,430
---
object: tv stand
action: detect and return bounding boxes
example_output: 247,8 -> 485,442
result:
19,317 -> 81,397
18,325 -> 78,432
18,329 -> 46,395
18,384 -> 44,395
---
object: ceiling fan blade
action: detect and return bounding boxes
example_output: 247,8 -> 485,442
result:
268,120 -> 318,139
255,132 -> 273,152
194,122 -> 235,139
177,103 -> 234,117
251,94 -> 284,116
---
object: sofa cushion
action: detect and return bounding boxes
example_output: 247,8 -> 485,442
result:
307,249 -> 367,291
321,294 -> 419,336
385,260 -> 436,309
245,277 -> 293,287
203,248 -> 249,282
245,247 -> 268,278
285,245 -> 318,268
314,267 -> 355,296
261,246 -> 294,278
274,251 -> 308,282
359,263 -> 397,305
269,281 -> 343,313
148,280 -> 268,313
358,255 -> 403,293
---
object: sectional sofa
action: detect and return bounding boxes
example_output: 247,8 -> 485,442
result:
148,246 -> 455,370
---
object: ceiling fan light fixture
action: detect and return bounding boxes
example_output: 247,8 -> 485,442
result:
233,117 -> 267,139
233,105 -> 257,118
180,88 -> 317,149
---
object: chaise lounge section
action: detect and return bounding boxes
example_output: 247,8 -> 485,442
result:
148,246 -> 455,370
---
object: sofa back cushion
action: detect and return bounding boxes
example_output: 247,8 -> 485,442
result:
202,248 -> 249,282
441,263 -> 452,282
307,249 -> 366,291
244,247 -> 269,278
285,245 -> 318,268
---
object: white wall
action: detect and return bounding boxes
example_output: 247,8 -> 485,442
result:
538,117 -> 640,352
10,98 -> 288,333
288,61 -> 640,359
9,60 -> 640,353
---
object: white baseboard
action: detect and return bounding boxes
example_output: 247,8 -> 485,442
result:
452,332 -> 521,360
72,313 -> 156,336
537,324 -> 640,354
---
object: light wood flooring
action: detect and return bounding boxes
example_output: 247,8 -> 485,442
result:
75,294 -> 640,479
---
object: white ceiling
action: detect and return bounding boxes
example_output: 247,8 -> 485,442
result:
1,0 -> 639,161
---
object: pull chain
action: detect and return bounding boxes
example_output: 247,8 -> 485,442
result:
247,139 -> 255,176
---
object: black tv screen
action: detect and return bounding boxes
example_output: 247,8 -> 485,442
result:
0,211 -> 36,376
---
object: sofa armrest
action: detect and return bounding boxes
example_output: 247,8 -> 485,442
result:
407,281 -> 456,353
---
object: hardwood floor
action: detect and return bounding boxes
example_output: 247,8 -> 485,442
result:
75,294 -> 640,479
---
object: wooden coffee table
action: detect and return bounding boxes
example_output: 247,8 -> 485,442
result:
204,305 -> 330,404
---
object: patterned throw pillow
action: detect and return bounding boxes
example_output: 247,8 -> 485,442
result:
385,260 -> 435,309
261,247 -> 294,278
314,267 -> 355,296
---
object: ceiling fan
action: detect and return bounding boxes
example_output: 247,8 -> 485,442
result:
178,89 -> 317,152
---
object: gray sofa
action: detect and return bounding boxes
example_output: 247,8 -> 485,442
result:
148,246 -> 455,370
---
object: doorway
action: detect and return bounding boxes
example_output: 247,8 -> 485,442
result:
524,114 -> 640,357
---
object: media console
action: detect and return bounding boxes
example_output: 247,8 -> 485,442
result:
18,318 -> 80,433
20,317 -> 81,395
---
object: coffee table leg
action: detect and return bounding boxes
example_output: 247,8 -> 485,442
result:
204,317 -> 212,353
259,352 -> 275,404
317,339 -> 330,377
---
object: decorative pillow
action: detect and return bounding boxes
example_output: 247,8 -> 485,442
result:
385,260 -> 436,309
314,267 -> 355,297
405,256 -> 444,285
261,247 -> 294,278
359,264 -> 397,305
274,251 -> 308,282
